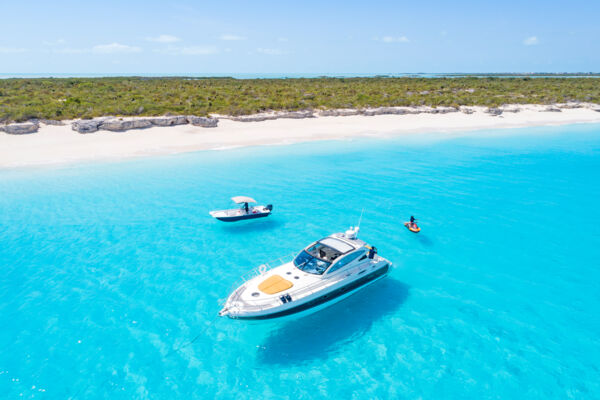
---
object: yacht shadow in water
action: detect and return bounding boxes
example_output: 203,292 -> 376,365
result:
256,277 -> 409,366
218,218 -> 283,234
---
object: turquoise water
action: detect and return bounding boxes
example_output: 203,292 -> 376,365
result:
1,125 -> 600,399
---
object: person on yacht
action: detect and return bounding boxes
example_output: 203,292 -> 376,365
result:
368,246 -> 377,259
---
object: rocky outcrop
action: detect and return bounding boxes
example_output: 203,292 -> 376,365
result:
281,111 -> 315,119
0,122 -> 39,134
71,116 -> 219,133
320,106 -> 460,117
148,116 -> 189,126
231,111 -> 315,122
500,107 -> 521,113
427,106 -> 458,114
542,106 -> 562,112
486,108 -> 503,116
39,119 -> 65,126
361,107 -> 410,116
229,110 -> 314,122
319,109 -> 361,117
187,116 -> 219,127
71,119 -> 104,133
557,102 -> 583,109
460,107 -> 475,114
99,118 -> 153,132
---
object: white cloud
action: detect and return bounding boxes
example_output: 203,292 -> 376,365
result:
0,47 -> 27,53
277,37 -> 288,42
92,43 -> 142,54
154,45 -> 218,55
220,34 -> 246,41
146,34 -> 181,43
377,36 -> 410,43
257,47 -> 286,55
523,36 -> 539,46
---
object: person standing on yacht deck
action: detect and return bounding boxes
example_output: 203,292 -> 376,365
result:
368,246 -> 377,259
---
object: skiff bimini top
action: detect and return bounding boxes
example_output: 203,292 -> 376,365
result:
231,196 -> 257,204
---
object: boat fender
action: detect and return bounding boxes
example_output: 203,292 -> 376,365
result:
285,294 -> 292,302
259,264 -> 267,275
280,295 -> 288,304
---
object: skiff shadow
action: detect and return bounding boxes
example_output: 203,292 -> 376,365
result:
218,218 -> 283,234
256,278 -> 409,366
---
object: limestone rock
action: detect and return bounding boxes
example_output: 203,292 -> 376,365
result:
230,111 -> 313,122
319,109 -> 360,117
72,119 -> 103,134
558,102 -> 583,109
230,114 -> 272,122
99,118 -> 153,132
187,116 -> 219,127
428,106 -> 458,114
0,122 -> 39,134
39,119 -> 65,126
542,106 -> 561,112
361,107 -> 409,116
148,116 -> 189,126
486,108 -> 503,116
280,111 -> 315,119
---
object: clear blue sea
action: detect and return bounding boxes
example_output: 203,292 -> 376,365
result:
1,124 -> 600,399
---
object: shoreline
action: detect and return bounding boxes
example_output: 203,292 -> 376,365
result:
2,104 -> 600,169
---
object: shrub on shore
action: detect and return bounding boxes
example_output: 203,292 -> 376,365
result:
0,76 -> 599,122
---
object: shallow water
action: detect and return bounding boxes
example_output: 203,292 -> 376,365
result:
1,124 -> 599,399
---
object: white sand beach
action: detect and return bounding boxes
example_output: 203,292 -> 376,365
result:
1,105 -> 600,169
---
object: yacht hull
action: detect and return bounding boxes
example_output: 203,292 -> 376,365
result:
230,263 -> 390,320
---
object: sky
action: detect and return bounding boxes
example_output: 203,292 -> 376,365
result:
0,0 -> 599,75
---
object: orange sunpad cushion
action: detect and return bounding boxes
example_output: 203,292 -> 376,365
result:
258,275 -> 293,294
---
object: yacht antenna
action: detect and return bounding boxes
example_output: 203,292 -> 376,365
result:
357,207 -> 365,230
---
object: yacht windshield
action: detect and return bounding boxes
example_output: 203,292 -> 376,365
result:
294,251 -> 331,275
294,242 -> 344,275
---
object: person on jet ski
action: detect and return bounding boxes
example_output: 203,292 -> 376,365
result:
410,216 -> 418,228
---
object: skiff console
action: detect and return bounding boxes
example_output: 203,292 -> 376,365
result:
219,227 -> 392,320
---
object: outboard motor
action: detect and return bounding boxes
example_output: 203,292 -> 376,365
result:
266,204 -> 273,211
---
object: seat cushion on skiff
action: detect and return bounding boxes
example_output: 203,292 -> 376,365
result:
258,275 -> 293,294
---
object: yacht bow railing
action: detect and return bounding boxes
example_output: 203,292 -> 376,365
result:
219,253 -> 298,305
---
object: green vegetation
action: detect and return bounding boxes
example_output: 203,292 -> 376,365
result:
1,77 -> 599,122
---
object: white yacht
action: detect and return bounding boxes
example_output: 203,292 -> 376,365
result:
219,227 -> 392,320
